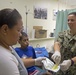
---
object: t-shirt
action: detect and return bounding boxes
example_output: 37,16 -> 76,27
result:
15,46 -> 36,73
11,47 -> 28,75
0,45 -> 19,75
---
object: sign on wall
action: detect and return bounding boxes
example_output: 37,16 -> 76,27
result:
53,9 -> 58,20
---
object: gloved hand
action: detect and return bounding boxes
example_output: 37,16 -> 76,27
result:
60,59 -> 71,71
51,51 -> 61,64
35,57 -> 46,66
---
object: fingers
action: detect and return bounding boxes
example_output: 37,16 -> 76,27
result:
51,51 -> 61,64
37,57 -> 46,61
60,61 -> 67,71
35,57 -> 46,66
60,60 -> 71,71
51,55 -> 61,64
41,57 -> 46,60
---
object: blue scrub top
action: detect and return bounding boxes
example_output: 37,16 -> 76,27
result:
15,46 -> 36,73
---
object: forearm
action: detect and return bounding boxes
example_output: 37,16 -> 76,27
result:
54,42 -> 60,52
22,58 -> 35,67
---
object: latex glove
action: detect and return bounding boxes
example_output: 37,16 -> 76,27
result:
51,51 -> 61,64
60,59 -> 71,71
35,57 -> 46,66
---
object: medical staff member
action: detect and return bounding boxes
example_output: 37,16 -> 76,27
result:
51,12 -> 76,75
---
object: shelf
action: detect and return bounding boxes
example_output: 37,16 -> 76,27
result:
13,37 -> 54,48
29,37 -> 54,42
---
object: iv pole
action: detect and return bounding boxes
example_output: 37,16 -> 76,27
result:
25,6 -> 28,33
25,6 -> 33,34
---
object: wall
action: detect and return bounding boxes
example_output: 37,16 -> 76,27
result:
0,0 -> 73,51
0,0 -> 72,38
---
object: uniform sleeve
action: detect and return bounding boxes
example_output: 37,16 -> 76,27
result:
55,31 -> 65,45
0,54 -> 20,75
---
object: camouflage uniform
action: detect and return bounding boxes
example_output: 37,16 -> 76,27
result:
56,30 -> 76,75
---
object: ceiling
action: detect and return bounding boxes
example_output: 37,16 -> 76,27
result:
60,0 -> 76,7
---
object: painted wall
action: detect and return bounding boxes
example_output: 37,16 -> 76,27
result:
0,0 -> 72,39
0,0 -> 73,51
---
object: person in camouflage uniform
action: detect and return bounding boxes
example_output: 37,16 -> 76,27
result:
55,30 -> 76,75
51,12 -> 76,75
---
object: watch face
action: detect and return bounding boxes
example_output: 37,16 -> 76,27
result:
42,57 -> 60,72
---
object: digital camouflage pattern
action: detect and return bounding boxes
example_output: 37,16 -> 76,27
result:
55,30 -> 76,75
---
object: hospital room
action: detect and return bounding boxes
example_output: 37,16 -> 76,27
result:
0,0 -> 76,75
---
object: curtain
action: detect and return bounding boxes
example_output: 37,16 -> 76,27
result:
54,9 -> 76,40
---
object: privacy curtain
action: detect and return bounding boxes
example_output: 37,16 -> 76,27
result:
54,9 -> 76,40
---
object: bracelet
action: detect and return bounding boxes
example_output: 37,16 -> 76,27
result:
71,59 -> 74,66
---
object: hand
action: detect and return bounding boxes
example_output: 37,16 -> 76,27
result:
35,57 -> 46,66
51,51 -> 61,64
60,59 -> 71,71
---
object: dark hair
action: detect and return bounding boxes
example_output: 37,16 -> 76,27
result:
19,32 -> 28,41
68,12 -> 76,16
0,8 -> 22,28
